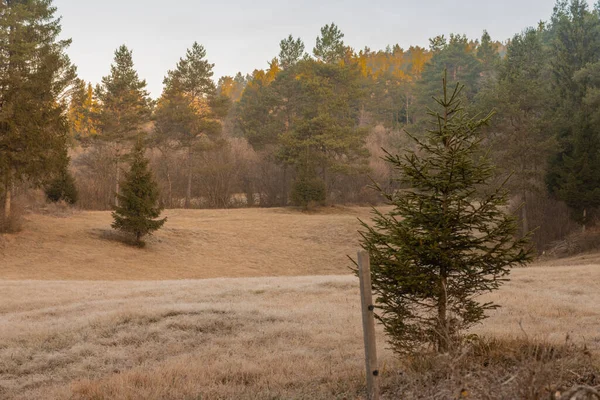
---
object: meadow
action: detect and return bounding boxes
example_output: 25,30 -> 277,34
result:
1,207 -> 599,399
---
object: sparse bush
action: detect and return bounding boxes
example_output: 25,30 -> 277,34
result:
291,175 -> 326,208
40,200 -> 75,217
547,227 -> 600,257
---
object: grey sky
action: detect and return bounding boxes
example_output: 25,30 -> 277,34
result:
53,0 -> 592,98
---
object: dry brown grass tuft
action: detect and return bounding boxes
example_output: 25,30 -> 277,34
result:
548,228 -> 600,258
386,337 -> 599,400
36,200 -> 78,218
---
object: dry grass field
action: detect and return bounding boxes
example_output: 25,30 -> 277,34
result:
0,206 -> 374,280
0,207 -> 599,399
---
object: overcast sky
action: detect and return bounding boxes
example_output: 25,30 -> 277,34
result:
52,0 -> 592,98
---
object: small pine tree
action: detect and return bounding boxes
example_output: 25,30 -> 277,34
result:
358,73 -> 532,354
45,169 -> 78,205
112,139 -> 166,246
291,174 -> 327,209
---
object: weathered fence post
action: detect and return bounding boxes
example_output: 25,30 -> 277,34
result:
357,250 -> 380,400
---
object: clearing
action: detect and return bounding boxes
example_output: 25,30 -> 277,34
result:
0,207 -> 599,399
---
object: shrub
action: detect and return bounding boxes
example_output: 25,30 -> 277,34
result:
291,176 -> 326,208
45,171 -> 78,205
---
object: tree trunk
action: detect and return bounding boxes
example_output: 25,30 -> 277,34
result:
3,176 -> 11,220
406,94 -> 409,124
281,165 -> 288,206
438,273 -> 449,353
115,161 -> 120,208
437,101 -> 451,354
167,170 -> 173,209
583,209 -> 587,233
185,146 -> 192,209
521,193 -> 528,236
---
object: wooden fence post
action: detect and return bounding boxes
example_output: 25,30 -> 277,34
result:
357,250 -> 380,400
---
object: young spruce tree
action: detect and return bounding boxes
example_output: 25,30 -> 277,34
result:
359,73 -> 531,354
112,139 -> 166,246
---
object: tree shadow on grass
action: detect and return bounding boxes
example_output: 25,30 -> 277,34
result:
89,228 -> 151,248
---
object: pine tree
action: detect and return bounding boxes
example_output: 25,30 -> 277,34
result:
477,28 -> 554,237
154,42 -> 228,209
418,34 -> 482,108
45,167 -> 78,205
549,61 -> 600,226
545,1 -> 600,227
235,65 -> 282,150
358,73 -> 531,354
95,45 -> 152,207
313,23 -> 346,64
112,139 -> 166,246
0,0 -> 76,220
279,34 -> 305,69
477,30 -> 500,77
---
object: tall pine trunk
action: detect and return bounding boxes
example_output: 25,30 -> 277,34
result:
167,170 -> 173,209
114,145 -> 121,208
185,146 -> 192,209
438,122 -> 451,353
322,158 -> 328,201
5,4 -> 14,221
521,193 -> 528,236
3,175 -> 11,220
281,165 -> 288,206
406,94 -> 409,124
115,161 -> 120,208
